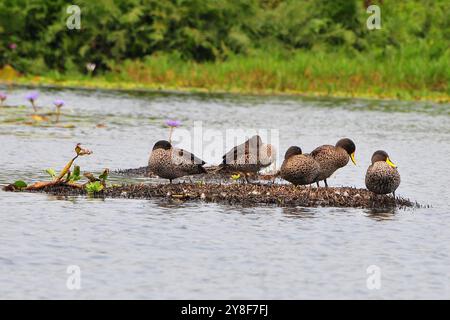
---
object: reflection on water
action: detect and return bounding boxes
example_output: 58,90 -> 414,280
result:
1,86 -> 450,299
364,208 -> 397,221
282,207 -> 316,219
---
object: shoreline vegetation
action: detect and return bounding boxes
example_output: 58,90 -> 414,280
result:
0,48 -> 448,103
1,1 -> 448,103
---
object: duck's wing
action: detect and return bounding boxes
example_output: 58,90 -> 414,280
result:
310,145 -> 333,158
222,138 -> 260,165
173,148 -> 206,166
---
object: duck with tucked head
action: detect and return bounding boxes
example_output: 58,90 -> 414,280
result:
218,135 -> 276,181
365,150 -> 400,197
148,140 -> 207,183
311,138 -> 356,187
280,146 -> 320,186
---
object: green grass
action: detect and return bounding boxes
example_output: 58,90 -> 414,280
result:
2,48 -> 449,103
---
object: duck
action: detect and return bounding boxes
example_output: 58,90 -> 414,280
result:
311,138 -> 356,187
365,150 -> 400,197
218,135 -> 275,181
280,146 -> 320,186
148,140 -> 207,183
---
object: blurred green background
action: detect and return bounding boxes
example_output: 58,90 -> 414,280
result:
0,0 -> 449,101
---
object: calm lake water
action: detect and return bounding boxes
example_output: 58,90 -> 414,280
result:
0,86 -> 449,299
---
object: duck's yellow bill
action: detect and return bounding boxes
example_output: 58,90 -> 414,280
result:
386,157 -> 397,168
350,152 -> 356,165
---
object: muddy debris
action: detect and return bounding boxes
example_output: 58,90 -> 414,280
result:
3,182 -> 417,208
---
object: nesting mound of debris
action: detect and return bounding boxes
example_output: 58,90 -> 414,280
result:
4,182 -> 417,208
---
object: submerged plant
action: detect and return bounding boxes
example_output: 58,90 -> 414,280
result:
0,92 -> 7,106
53,99 -> 65,122
165,119 -> 181,143
25,91 -> 39,112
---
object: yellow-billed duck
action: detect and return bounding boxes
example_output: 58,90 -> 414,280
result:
311,138 -> 356,187
365,150 -> 400,197
149,140 -> 206,183
280,146 -> 320,186
219,135 -> 276,175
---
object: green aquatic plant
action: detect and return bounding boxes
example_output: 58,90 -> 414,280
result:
85,181 -> 104,194
84,168 -> 109,188
4,144 -> 99,192
68,165 -> 81,182
98,168 -> 109,186
13,180 -> 27,190
22,144 -> 93,190
45,168 -> 57,179
55,143 -> 92,181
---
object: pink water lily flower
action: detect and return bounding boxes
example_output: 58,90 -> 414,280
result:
53,99 -> 65,123
25,91 -> 39,112
165,119 -> 181,143
25,91 -> 39,101
165,119 -> 181,127
54,99 -> 65,108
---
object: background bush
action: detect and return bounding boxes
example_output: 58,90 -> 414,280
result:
0,0 -> 449,75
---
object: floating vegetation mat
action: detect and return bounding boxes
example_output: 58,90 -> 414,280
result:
3,182 -> 417,209
113,166 -> 278,181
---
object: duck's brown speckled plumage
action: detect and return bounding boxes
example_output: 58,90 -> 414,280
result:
280,147 -> 320,186
220,135 -> 275,173
311,145 -> 349,181
365,151 -> 400,195
311,138 -> 356,185
149,141 -> 206,181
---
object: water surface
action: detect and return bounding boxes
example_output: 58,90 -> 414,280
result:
0,86 -> 449,299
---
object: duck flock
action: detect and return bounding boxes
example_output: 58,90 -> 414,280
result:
148,135 -> 401,197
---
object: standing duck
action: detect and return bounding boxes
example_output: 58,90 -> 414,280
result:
365,150 -> 400,197
311,138 -> 356,187
148,140 -> 207,183
218,135 -> 276,181
280,146 -> 320,186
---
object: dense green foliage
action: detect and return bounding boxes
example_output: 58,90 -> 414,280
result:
1,0 -> 448,71
0,0 -> 449,99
